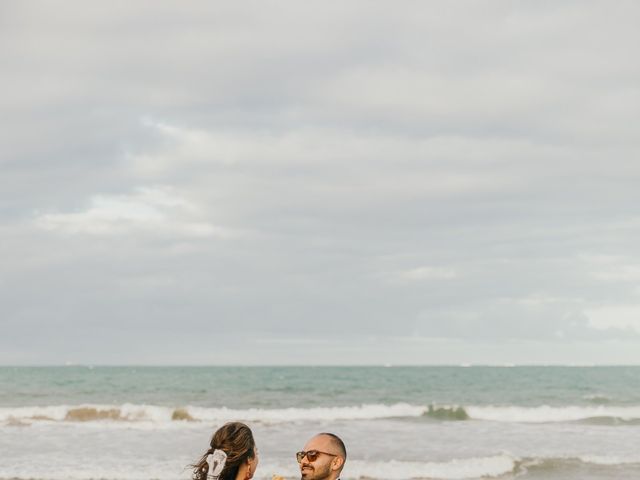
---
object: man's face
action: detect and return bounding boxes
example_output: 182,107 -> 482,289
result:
298,435 -> 342,480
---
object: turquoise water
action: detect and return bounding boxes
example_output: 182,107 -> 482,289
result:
2,366 -> 639,407
1,366 -> 640,480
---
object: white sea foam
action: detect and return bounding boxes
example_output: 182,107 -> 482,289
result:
0,460 -> 181,480
465,405 -> 640,423
0,403 -> 427,425
3,403 -> 640,426
578,454 -> 640,466
189,403 -> 426,423
0,404 -> 178,424
0,456 -> 517,480
345,455 -> 517,479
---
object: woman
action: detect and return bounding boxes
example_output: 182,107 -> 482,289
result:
192,422 -> 259,480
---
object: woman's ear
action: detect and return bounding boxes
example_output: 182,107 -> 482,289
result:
245,456 -> 256,479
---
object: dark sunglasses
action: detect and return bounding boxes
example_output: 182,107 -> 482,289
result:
296,450 -> 338,463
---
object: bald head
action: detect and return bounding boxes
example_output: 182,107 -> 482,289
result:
315,433 -> 346,461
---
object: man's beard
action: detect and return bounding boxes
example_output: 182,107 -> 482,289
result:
301,462 -> 332,480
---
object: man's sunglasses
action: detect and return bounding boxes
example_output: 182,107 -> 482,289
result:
296,450 -> 338,463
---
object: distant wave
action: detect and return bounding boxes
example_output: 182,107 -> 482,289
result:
464,405 -> 640,423
423,405 -> 469,420
0,403 -> 424,425
583,394 -> 613,404
425,404 -> 640,424
3,403 -> 640,425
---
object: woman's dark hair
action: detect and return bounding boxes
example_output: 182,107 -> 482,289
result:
192,422 -> 256,480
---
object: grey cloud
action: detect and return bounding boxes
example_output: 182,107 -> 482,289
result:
2,1 -> 640,364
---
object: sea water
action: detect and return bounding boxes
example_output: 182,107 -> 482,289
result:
1,366 -> 639,480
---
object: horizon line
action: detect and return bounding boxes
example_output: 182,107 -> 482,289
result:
2,363 -> 640,368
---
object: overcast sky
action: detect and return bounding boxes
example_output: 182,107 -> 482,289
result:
2,1 -> 640,365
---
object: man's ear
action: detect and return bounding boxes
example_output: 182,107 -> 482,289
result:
331,456 -> 344,471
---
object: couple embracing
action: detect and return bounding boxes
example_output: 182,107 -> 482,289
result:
192,422 -> 347,480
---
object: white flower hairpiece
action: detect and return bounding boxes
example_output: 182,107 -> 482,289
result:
207,449 -> 227,479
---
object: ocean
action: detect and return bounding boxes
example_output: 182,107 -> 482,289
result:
1,366 -> 639,480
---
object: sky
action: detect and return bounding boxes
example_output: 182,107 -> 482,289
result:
1,1 -> 640,365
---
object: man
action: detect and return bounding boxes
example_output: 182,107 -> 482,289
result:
296,432 -> 346,480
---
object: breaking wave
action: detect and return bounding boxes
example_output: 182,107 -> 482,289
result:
345,455 -> 517,479
577,454 -> 640,465
583,394 -> 613,404
0,455 -> 518,480
0,403 -> 425,425
423,405 -> 469,421
422,404 -> 640,424
2,454 -> 640,480
465,405 -> 640,423
516,454 -> 640,475
3,403 -> 640,425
